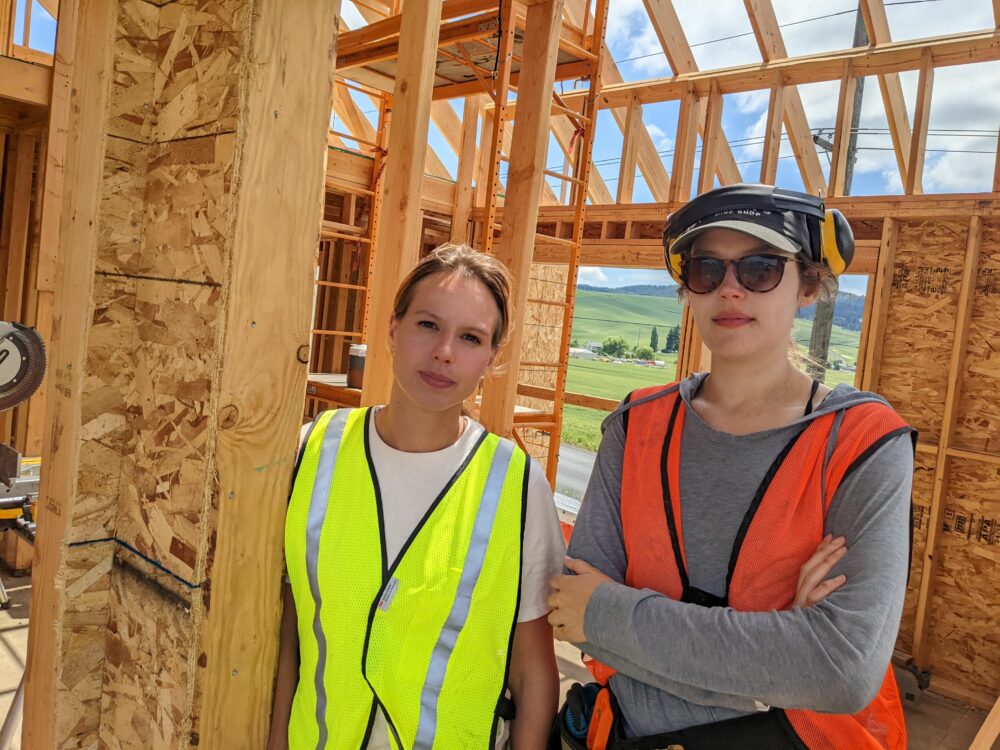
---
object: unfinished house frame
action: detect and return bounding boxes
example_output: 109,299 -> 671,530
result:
1,0 -> 998,746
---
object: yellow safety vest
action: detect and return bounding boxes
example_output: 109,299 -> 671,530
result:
285,408 -> 527,749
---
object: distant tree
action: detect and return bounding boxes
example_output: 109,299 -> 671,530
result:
635,345 -> 655,361
571,339 -> 579,348
650,326 -> 659,352
664,325 -> 681,353
601,335 -> 629,358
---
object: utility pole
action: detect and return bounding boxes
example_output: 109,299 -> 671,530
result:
808,4 -> 867,381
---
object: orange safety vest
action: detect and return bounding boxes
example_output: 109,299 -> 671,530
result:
588,382 -> 912,750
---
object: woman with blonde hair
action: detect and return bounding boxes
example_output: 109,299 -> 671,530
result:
271,244 -> 565,749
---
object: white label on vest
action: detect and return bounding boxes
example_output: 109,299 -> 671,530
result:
378,577 -> 400,611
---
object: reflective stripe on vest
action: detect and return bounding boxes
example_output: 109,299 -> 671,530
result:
285,408 -> 527,749
613,383 -> 912,750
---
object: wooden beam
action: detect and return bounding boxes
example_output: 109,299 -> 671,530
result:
642,0 -> 742,184
0,0 -> 12,56
23,1 -> 341,746
575,29 -> 1000,109
0,55 -> 52,107
745,0 -> 826,194
552,115 -> 614,203
431,100 -> 464,154
362,0 -> 443,406
616,96 -> 641,203
969,693 -> 1000,750
0,135 -> 35,319
0,134 -> 36,443
860,0 -> 913,188
341,7 -> 457,180
36,0 -> 58,20
564,0 -> 672,200
668,85 -> 698,203
995,0 -> 1000,29
994,126 -> 1000,193
905,49 -> 934,195
911,216 -> 982,667
760,79 -> 785,184
698,81 -> 723,194
860,218 -> 898,393
450,95 -> 480,243
479,0 -> 565,436
827,60 -> 858,197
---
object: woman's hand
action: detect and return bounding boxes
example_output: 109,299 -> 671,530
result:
548,557 -> 614,643
795,534 -> 848,608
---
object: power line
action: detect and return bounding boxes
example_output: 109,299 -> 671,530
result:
613,0 -> 948,65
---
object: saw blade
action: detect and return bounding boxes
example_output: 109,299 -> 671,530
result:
0,322 -> 47,412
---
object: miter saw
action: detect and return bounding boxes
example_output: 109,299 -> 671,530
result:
0,321 -> 46,608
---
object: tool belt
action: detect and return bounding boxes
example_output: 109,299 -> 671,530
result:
550,683 -> 808,750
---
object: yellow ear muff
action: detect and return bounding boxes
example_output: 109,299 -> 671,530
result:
821,209 -> 853,276
666,241 -> 685,284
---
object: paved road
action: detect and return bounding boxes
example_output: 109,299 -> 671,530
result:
555,443 -> 597,500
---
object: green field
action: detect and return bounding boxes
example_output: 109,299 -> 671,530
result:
559,290 -> 861,450
562,358 -> 678,451
570,290 -> 684,348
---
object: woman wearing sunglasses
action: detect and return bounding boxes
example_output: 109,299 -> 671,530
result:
547,185 -> 914,749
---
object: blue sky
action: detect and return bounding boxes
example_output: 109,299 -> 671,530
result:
21,0 -> 992,300
339,0 -> 998,297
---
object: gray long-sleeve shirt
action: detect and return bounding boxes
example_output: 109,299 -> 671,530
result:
566,375 -> 914,738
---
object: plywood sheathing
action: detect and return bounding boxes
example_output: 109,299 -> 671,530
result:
897,449 -> 935,654
23,0 -> 341,746
872,220 -> 968,442
868,217 -> 1000,709
922,456 -> 1000,706
954,222 -> 1000,453
514,263 -> 570,467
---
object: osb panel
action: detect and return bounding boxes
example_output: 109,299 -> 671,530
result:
115,279 -> 221,586
70,276 -> 136,543
876,220 -> 968,444
514,264 -> 569,470
56,544 -> 113,750
99,564 -> 194,750
923,457 -> 1000,702
108,0 -> 245,143
96,136 -> 148,281
153,0 -> 246,142
142,134 -> 234,283
108,0 -> 159,141
98,134 -> 234,283
953,223 -> 1000,453
896,450 -> 934,653
519,262 -> 567,391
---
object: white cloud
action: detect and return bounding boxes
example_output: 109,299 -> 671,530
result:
732,90 -> 771,115
606,0 -> 671,76
924,150 -> 997,193
606,0 -> 998,195
645,123 -> 673,152
578,267 -> 609,285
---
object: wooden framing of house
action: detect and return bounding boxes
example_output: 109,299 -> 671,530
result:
2,0 -> 1000,745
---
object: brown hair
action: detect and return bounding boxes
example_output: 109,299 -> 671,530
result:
796,256 -> 838,302
393,243 -> 514,349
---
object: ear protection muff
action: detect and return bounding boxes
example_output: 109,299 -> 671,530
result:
821,208 -> 853,276
662,184 -> 855,282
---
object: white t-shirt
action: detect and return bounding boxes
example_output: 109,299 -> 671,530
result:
303,409 -> 565,748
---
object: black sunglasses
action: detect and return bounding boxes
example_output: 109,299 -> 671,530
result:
681,254 -> 798,294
